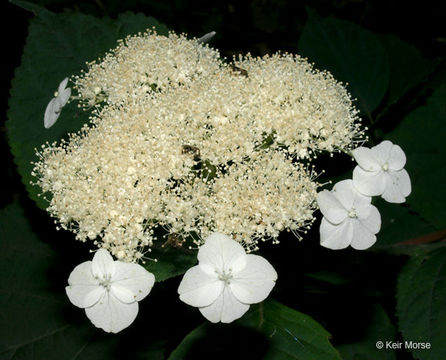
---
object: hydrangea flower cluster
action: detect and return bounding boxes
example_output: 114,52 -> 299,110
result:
32,30 -> 363,261
32,30 -> 413,334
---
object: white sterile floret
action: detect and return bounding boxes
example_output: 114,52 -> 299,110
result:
178,233 -> 277,323
44,77 -> 71,129
66,249 -> 155,333
352,140 -> 411,203
317,180 -> 381,250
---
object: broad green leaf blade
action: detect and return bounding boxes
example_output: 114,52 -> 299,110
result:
0,202 -> 95,359
385,84 -> 446,229
374,198 -> 437,248
169,300 -> 341,360
9,0 -> 47,15
379,35 -> 435,110
144,244 -> 197,282
298,14 -> 389,117
397,248 -> 446,360
304,270 -> 350,285
0,202 -> 169,360
337,305 -> 396,360
7,10 -> 168,210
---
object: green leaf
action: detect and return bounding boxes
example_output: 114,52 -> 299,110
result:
385,84 -> 446,229
374,198 -> 437,249
397,248 -> 446,360
7,10 -> 168,210
337,305 -> 396,360
0,201 -> 170,359
379,34 -> 435,110
169,300 -> 341,360
298,13 -> 389,117
9,0 -> 47,15
305,270 -> 350,285
144,243 -> 197,282
0,202 -> 96,359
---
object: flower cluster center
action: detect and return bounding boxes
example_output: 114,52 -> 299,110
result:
348,208 -> 357,218
382,162 -> 389,171
33,31 -> 363,262
217,269 -> 234,285
98,274 -> 112,291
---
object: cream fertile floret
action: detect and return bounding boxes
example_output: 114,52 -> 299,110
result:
32,30 -> 363,262
73,31 -> 222,107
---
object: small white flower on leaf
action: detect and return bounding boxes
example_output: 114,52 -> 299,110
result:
44,77 -> 71,129
317,180 -> 381,250
352,140 -> 411,203
178,233 -> 277,323
66,249 -> 155,333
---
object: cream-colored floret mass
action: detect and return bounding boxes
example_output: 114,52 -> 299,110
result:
32,30 -> 363,262
74,31 -> 221,107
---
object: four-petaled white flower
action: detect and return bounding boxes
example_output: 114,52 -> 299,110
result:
352,140 -> 411,203
178,233 -> 277,323
317,180 -> 381,250
66,249 -> 155,333
44,77 -> 71,129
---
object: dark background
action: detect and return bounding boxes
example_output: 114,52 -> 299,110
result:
2,1 -> 445,359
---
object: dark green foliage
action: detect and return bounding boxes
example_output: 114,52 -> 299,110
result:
4,1 -> 446,359
7,6 -> 167,209
169,300 -> 342,360
299,13 -> 389,118
397,248 -> 446,360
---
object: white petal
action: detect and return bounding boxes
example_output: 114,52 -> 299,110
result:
320,217 -> 353,250
91,249 -> 115,280
331,180 -> 360,210
198,233 -> 247,273
85,292 -> 138,333
178,265 -> 223,307
112,262 -> 155,302
57,87 -> 71,107
371,140 -> 393,165
353,166 -> 386,196
67,261 -> 95,286
352,187 -> 373,222
83,287 -> 106,307
44,98 -> 60,129
66,288 -> 104,309
197,31 -> 216,44
388,144 -> 406,171
66,283 -> 104,309
317,190 -> 347,224
66,261 -> 103,308
350,222 -> 377,250
359,205 -> 381,234
230,254 -> 277,304
58,77 -> 69,93
352,192 -> 373,217
111,284 -> 136,304
382,169 -> 411,203
199,287 -> 250,323
352,147 -> 380,171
